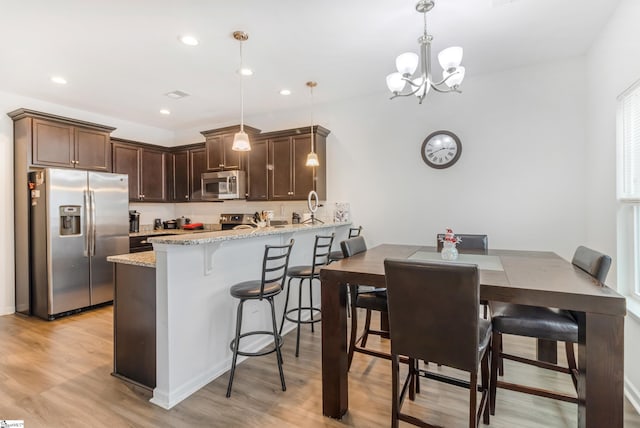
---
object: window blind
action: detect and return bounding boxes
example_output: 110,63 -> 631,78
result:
618,80 -> 640,201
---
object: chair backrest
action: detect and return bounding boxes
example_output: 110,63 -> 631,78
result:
260,239 -> 295,298
311,234 -> 335,275
571,246 -> 611,283
348,226 -> 363,239
384,259 -> 480,373
340,235 -> 367,258
436,233 -> 488,253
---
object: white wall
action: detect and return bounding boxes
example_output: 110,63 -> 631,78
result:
239,58 -> 589,260
584,0 -> 640,410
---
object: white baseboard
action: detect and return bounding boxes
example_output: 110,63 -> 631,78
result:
625,376 -> 640,415
0,305 -> 15,316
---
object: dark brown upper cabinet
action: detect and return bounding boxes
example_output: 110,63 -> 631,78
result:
167,144 -> 206,202
8,109 -> 115,172
112,139 -> 168,202
246,126 -> 329,201
201,125 -> 261,171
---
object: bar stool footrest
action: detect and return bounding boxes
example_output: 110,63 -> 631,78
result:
230,331 -> 283,357
284,307 -> 321,324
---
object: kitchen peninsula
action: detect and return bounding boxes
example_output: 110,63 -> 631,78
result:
108,221 -> 351,409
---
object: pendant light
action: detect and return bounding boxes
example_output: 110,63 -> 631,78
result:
305,81 -> 319,167
232,31 -> 251,151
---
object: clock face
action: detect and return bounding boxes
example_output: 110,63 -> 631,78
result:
421,131 -> 462,169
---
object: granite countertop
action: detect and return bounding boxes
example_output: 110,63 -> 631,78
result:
148,222 -> 351,246
129,228 -> 217,238
107,251 -> 156,267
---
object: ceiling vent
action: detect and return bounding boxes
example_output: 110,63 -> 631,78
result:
164,90 -> 190,99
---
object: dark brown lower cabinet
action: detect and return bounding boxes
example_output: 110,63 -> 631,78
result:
113,263 -> 156,389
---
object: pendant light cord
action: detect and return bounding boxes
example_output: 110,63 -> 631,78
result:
239,40 -> 245,133
310,84 -> 314,153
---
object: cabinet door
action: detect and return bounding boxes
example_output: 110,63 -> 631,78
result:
112,144 -> 141,201
221,134 -> 243,170
172,150 -> 190,202
140,149 -> 167,202
32,119 -> 74,167
269,137 -> 293,200
291,134 -> 316,199
75,128 -> 111,171
189,147 -> 207,201
206,134 -> 243,170
247,139 -> 268,200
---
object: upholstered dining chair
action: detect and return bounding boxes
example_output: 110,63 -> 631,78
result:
384,259 -> 491,428
489,245 -> 612,414
437,233 -> 490,318
341,235 -> 390,369
280,233 -> 334,357
329,226 -> 362,262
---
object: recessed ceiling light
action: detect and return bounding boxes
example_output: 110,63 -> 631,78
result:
50,76 -> 67,85
164,90 -> 190,99
279,89 -> 291,96
239,68 -> 253,76
160,109 -> 171,115
179,35 -> 199,46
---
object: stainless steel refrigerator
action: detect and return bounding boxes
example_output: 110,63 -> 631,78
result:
29,168 -> 129,319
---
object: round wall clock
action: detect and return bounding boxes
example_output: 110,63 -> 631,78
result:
420,130 -> 462,169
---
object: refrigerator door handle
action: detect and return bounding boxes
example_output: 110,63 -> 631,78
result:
83,190 -> 90,257
90,190 -> 97,257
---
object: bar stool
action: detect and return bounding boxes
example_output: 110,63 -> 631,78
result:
329,226 -> 362,262
226,239 -> 295,398
280,233 -> 334,357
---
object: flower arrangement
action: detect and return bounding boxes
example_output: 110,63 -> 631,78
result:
440,228 -> 461,245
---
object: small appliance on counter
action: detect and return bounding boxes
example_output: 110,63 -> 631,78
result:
163,219 -> 177,229
154,218 -> 162,230
176,216 -> 191,229
129,210 -> 140,233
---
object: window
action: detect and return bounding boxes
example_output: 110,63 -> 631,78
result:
617,78 -> 640,297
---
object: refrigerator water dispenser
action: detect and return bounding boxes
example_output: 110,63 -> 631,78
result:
59,205 -> 81,235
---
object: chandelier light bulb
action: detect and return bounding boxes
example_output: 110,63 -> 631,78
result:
395,52 -> 419,76
443,66 -> 465,88
438,46 -> 463,71
386,73 -> 406,93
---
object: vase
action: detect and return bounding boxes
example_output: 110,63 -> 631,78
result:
441,241 -> 459,261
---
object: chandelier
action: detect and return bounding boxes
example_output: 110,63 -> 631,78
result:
232,31 -> 251,151
386,0 -> 465,104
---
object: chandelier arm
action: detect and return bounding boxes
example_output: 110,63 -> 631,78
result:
430,84 -> 461,94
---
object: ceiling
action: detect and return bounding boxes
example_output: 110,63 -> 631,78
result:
0,0 -> 620,132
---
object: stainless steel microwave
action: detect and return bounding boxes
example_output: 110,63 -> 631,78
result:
201,170 -> 246,201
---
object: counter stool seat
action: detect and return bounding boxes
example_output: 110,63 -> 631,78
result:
230,280 -> 282,299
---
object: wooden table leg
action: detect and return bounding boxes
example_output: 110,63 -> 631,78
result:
577,312 -> 624,428
536,339 -> 558,364
321,275 -> 349,419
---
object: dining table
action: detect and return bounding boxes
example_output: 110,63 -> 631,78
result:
319,244 -> 626,428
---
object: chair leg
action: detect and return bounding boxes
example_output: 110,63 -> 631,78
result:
565,341 -> 578,391
498,337 -> 504,376
481,345 -> 490,425
469,371 -> 478,428
226,299 -> 245,398
361,309 -> 372,348
296,278 -> 303,357
391,354 -> 400,428
489,331 -> 502,415
309,277 -> 315,333
347,285 -> 358,370
279,277 -> 293,335
268,297 -> 286,391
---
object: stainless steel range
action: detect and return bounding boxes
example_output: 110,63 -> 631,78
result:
219,213 -> 256,230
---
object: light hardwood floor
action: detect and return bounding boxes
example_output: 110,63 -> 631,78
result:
0,305 -> 638,427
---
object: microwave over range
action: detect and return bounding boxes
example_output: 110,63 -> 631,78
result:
201,170 -> 246,201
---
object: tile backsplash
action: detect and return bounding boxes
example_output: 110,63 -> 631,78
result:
129,200 -> 337,228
